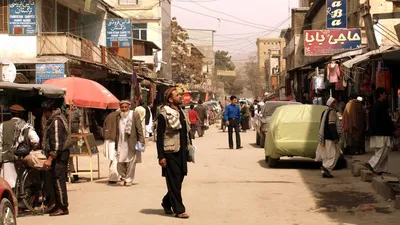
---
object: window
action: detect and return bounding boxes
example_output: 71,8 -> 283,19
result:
133,23 -> 147,40
0,0 -> 8,33
119,0 -> 139,5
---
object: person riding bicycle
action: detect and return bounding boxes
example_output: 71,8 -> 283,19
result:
0,104 -> 39,188
42,100 -> 70,216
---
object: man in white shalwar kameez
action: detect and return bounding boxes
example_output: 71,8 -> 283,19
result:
365,88 -> 394,175
117,100 -> 145,186
315,97 -> 342,178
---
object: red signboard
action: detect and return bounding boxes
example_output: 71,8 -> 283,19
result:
183,93 -> 192,103
304,29 -> 362,56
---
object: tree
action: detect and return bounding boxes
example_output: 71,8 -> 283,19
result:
243,56 -> 264,98
213,50 -> 244,96
171,18 -> 205,85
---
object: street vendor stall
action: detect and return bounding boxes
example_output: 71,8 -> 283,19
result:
43,77 -> 120,182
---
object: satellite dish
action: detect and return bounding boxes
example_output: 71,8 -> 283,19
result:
0,58 -> 16,83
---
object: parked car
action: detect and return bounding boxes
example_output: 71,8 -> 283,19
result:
0,178 -> 17,225
256,101 -> 301,148
264,104 -> 344,167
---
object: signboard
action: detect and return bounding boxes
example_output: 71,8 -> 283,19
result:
326,0 -> 347,29
9,0 -> 37,35
216,70 -> 236,77
304,29 -> 362,56
106,19 -> 132,48
35,64 -> 65,84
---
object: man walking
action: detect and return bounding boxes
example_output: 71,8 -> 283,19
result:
224,96 -> 242,149
365,88 -> 394,175
342,94 -> 366,155
157,88 -> 190,219
194,100 -> 207,137
0,104 -> 39,188
42,100 -> 70,216
145,103 -> 154,138
315,97 -> 342,178
188,104 -> 199,139
116,100 -> 145,186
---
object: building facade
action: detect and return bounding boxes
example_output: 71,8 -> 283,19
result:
256,38 -> 286,92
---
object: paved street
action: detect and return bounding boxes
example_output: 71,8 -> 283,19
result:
18,125 -> 400,225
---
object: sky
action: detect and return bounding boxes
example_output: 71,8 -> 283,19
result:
171,0 -> 299,63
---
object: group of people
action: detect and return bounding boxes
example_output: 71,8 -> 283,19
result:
316,88 -> 395,178
0,100 -> 71,216
103,88 -> 191,219
188,100 -> 208,139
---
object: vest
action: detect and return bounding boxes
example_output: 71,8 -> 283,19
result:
1,119 -> 18,161
160,108 -> 190,153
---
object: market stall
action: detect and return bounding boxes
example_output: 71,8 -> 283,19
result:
43,77 -> 120,182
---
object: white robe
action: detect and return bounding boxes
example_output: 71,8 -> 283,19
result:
369,136 -> 392,173
315,140 -> 342,171
117,113 -> 131,163
145,107 -> 153,138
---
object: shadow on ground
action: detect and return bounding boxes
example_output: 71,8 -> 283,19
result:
257,158 -> 322,170
140,209 -> 170,217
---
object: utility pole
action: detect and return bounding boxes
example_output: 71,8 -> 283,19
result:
361,2 -> 379,50
161,0 -> 172,80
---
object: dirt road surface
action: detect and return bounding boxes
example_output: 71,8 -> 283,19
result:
18,126 -> 400,225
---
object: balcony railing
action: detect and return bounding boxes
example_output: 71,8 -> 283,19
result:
37,32 -> 140,75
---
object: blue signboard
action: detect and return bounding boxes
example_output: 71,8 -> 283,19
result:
106,19 -> 132,48
35,64 -> 65,84
326,0 -> 347,29
9,0 -> 37,35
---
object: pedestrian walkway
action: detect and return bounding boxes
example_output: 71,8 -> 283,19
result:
18,126 -> 400,225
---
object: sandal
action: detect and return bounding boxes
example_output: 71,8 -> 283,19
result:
175,212 -> 190,219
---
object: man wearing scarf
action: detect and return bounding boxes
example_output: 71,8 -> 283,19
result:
315,97 -> 342,178
42,100 -> 70,216
116,100 -> 144,186
157,87 -> 190,219
0,104 -> 39,188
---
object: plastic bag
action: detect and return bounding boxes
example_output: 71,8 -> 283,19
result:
136,142 -> 145,153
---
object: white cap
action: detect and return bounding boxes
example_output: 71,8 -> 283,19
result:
357,96 -> 363,102
326,97 -> 336,106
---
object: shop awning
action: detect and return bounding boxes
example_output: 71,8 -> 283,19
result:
132,55 -> 155,65
342,45 -> 393,69
0,82 -> 66,98
331,47 -> 367,60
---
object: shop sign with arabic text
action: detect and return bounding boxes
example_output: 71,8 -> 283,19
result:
304,29 -> 361,56
106,19 -> 132,48
35,64 -> 65,84
326,0 -> 347,29
9,0 -> 36,35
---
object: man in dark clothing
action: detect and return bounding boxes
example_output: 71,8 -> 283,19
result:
224,96 -> 242,149
365,88 -> 394,175
42,100 -> 70,216
157,87 -> 190,219
194,100 -> 207,137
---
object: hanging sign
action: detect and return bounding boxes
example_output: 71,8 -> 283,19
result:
106,19 -> 132,48
35,64 -> 65,84
326,0 -> 347,29
304,29 -> 362,56
9,0 -> 37,35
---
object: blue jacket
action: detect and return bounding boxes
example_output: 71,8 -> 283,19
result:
224,104 -> 241,121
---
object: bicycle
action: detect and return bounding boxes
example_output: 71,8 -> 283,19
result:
1,153 -> 55,215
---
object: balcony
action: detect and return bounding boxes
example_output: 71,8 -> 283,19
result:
37,32 -> 102,64
37,32 -> 138,75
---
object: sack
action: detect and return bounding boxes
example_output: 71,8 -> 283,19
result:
136,142 -> 145,153
23,150 -> 47,169
188,144 -> 196,163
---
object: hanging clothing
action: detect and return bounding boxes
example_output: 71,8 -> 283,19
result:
327,62 -> 340,83
313,76 -> 326,91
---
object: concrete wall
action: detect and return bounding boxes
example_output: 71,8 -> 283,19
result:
0,35 -> 37,59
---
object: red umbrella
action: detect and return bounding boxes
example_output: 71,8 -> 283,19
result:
43,77 -> 120,109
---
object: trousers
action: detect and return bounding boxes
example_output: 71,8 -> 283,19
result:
162,156 -> 185,214
117,158 -> 137,183
228,119 -> 241,148
52,151 -> 69,210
